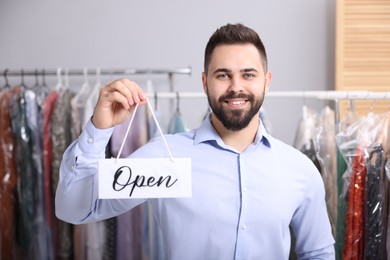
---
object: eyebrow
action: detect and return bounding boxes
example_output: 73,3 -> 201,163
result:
213,68 -> 259,74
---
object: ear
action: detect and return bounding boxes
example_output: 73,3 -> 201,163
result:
202,72 -> 208,94
264,71 -> 272,93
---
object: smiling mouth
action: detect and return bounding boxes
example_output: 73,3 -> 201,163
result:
227,100 -> 246,105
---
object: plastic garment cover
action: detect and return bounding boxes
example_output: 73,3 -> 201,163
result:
364,144 -> 386,259
335,147 -> 347,260
10,87 -> 38,252
293,106 -> 321,172
25,89 -> 54,260
313,106 -> 337,236
167,111 -> 188,134
0,88 -> 18,260
386,158 -> 390,258
110,105 -> 150,260
336,112 -> 389,260
51,88 -> 75,260
145,102 -> 168,260
334,109 -> 359,260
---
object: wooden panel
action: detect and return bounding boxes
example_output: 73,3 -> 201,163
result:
336,0 -> 390,116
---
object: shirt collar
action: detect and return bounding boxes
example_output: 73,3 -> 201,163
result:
194,113 -> 271,149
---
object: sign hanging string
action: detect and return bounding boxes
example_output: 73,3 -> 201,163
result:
116,98 -> 175,162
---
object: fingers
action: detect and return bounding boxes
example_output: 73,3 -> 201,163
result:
92,79 -> 147,129
104,79 -> 146,107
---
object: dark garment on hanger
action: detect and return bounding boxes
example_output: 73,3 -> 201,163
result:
51,89 -> 75,260
103,217 -> 117,260
364,144 -> 386,260
0,88 -> 19,260
11,87 -> 39,253
343,145 -> 366,260
26,89 -> 54,260
300,140 -> 322,173
103,142 -> 117,260
335,147 -> 348,260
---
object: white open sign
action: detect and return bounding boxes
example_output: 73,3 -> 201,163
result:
98,158 -> 192,199
98,100 -> 192,199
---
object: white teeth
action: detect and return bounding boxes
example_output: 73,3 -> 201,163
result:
229,100 -> 245,105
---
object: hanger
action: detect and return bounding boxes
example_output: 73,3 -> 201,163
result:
301,93 -> 308,120
64,68 -> 70,89
154,91 -> 158,111
56,67 -> 63,91
95,67 -> 101,87
3,69 -> 11,89
20,69 -> 27,88
32,69 -> 40,88
41,69 -> 48,87
175,91 -> 181,113
73,67 -> 91,105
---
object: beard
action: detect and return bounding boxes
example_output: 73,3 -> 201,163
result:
207,90 -> 264,131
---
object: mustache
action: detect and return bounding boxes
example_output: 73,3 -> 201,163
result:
218,92 -> 254,102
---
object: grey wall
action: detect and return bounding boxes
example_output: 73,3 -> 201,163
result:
0,0 -> 335,145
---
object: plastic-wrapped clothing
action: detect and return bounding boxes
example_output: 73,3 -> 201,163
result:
64,79 -> 105,259
43,90 -> 58,236
167,111 -> 187,134
110,105 -> 149,260
313,107 -> 337,236
342,145 -> 366,260
10,87 -> 38,253
293,106 -> 321,172
0,88 -> 18,260
335,148 -> 347,260
26,89 -> 54,260
335,110 -> 359,260
385,158 -> 390,259
70,88 -> 87,260
51,88 -> 75,260
103,217 -> 117,260
364,145 -> 386,259
146,107 -> 168,260
336,112 -> 388,260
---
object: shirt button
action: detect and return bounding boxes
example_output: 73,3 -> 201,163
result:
87,138 -> 93,144
243,187 -> 248,192
241,224 -> 247,230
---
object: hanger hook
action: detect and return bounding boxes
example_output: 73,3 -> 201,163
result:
154,91 -> 158,110
65,68 -> 69,88
56,67 -> 63,89
3,68 -> 10,87
83,67 -> 88,85
176,91 -> 180,113
42,69 -> 47,87
21,69 -> 26,87
34,69 -> 39,86
96,67 -> 101,85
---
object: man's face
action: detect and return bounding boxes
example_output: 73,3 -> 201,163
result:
202,44 -> 272,131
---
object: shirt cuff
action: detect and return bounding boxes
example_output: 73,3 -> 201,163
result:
78,119 -> 114,156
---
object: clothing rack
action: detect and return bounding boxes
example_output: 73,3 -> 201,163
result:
2,67 -> 192,92
145,90 -> 390,126
143,90 -> 390,101
2,67 -> 192,77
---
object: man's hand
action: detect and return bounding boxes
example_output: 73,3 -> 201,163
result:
91,79 -> 147,129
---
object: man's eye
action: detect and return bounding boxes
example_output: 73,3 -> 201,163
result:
217,74 -> 229,79
243,73 -> 255,78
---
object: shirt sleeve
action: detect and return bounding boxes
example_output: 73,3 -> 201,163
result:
55,119 -> 145,224
291,162 -> 335,260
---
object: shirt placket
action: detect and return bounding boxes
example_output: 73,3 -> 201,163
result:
234,153 -> 249,260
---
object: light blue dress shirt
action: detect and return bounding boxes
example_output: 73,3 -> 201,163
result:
56,114 -> 335,260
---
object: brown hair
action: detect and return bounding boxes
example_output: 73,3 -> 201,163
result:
204,23 -> 268,74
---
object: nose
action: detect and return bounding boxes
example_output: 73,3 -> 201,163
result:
227,76 -> 244,93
